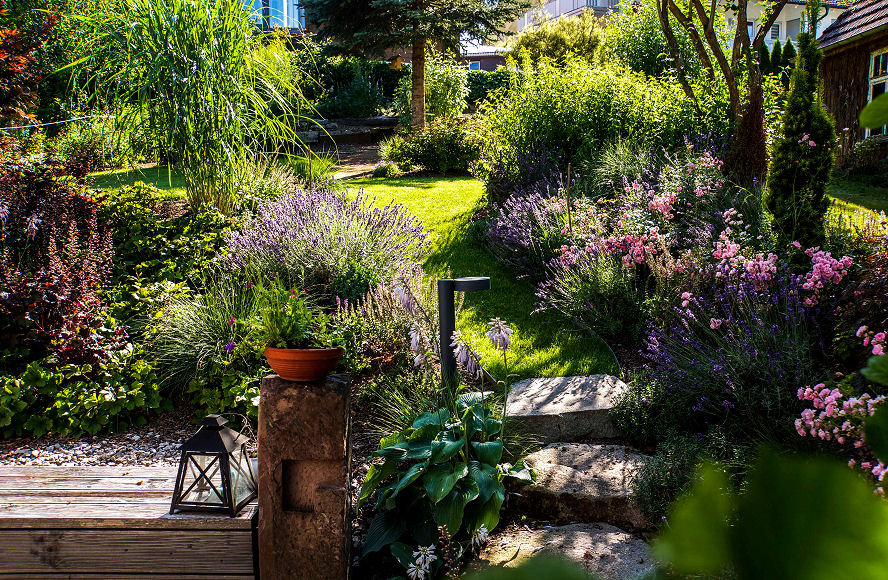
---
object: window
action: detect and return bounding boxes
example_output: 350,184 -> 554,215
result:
747,21 -> 754,37
787,18 -> 800,40
771,23 -> 780,41
869,47 -> 888,137
469,61 -> 481,71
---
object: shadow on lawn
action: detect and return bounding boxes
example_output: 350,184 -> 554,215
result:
425,212 -> 619,381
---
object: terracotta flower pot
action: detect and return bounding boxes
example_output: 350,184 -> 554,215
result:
263,347 -> 344,382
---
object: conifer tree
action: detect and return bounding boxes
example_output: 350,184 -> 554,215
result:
758,43 -> 772,75
781,38 -> 797,89
770,40 -> 783,74
765,31 -> 835,251
301,0 -> 528,130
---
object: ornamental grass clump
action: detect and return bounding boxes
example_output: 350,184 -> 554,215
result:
223,188 -> 430,300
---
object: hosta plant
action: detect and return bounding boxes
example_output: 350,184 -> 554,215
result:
358,393 -> 534,575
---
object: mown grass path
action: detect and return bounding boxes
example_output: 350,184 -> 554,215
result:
349,176 -> 618,381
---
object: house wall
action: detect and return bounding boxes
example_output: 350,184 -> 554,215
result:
821,32 -> 888,147
725,3 -> 843,49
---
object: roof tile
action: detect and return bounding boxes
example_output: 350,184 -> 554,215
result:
819,0 -> 888,48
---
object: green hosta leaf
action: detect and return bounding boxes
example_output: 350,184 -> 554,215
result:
430,432 -> 466,464
390,461 -> 428,499
653,463 -> 734,575
362,510 -> 407,557
390,542 -> 415,568
468,460 -> 502,502
501,460 -> 536,483
433,478 -> 480,536
732,451 -> 888,580
358,459 -> 397,508
413,410 -> 447,429
482,417 -> 501,436
862,354 -> 888,387
865,405 -> 888,465
463,488 -> 505,534
860,92 -> 888,129
374,443 -> 408,461
424,461 -> 468,503
406,440 -> 434,460
411,423 -> 443,441
471,440 -> 504,466
379,430 -> 408,449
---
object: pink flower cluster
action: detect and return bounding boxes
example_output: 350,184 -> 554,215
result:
711,228 -> 778,286
800,248 -> 852,306
797,133 -> 816,147
648,193 -> 677,219
857,326 -> 887,356
796,383 -> 888,481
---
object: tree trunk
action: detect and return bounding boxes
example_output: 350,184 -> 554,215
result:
411,39 -> 426,131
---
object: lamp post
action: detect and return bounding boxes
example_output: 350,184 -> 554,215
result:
438,276 -> 490,388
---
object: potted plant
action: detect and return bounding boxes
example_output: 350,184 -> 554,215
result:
253,278 -> 344,382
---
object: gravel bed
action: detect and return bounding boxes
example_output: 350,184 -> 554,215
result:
0,408 -> 258,467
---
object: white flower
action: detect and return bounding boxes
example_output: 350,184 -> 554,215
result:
406,563 -> 425,580
486,318 -> 514,351
409,322 -> 425,354
412,544 -> 437,568
472,525 -> 490,549
451,331 -> 481,378
392,281 -> 415,313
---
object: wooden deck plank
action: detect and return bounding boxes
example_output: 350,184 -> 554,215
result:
0,466 -> 180,477
0,504 -> 257,529
0,529 -> 254,575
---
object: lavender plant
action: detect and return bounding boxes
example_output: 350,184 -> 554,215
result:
223,188 -> 430,299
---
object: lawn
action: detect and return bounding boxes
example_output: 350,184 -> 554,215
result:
91,164 -> 187,200
828,175 -> 888,214
348,176 -> 619,381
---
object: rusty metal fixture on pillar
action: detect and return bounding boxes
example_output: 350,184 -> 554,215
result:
169,414 -> 257,518
438,277 -> 491,388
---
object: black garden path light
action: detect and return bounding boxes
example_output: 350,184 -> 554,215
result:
169,414 -> 257,517
438,276 -> 491,389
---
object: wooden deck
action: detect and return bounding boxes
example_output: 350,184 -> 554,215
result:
0,466 -> 257,578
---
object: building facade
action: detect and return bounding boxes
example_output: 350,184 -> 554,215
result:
819,0 -> 888,144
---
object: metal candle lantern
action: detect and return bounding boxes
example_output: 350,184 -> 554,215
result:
438,276 -> 491,388
169,415 -> 257,517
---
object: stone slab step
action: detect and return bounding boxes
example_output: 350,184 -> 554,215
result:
476,523 -> 654,580
506,375 -> 627,444
513,443 -> 649,531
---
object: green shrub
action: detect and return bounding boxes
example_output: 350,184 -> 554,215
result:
474,55 -> 729,196
467,68 -> 510,108
510,9 -> 604,64
234,157 -> 297,209
289,152 -> 339,187
330,259 -> 381,303
396,50 -> 468,125
766,33 -> 835,250
99,182 -> 232,287
0,345 -> 164,438
598,0 -> 711,77
631,433 -> 704,524
373,162 -> 402,178
535,251 -> 645,341
382,120 -> 482,174
581,140 -> 659,197
317,71 -> 383,118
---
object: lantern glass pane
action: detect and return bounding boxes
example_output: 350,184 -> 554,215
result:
230,446 -> 256,505
180,453 -> 226,505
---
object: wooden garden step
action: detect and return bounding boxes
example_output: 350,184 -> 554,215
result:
0,465 -> 257,577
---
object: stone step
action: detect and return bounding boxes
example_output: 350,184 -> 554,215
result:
506,375 -> 627,444
513,443 -> 649,531
476,523 -> 654,580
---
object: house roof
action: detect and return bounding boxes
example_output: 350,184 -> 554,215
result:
788,0 -> 850,7
819,0 -> 888,49
461,45 -> 511,59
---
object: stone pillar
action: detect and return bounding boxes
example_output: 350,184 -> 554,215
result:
258,373 -> 351,580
